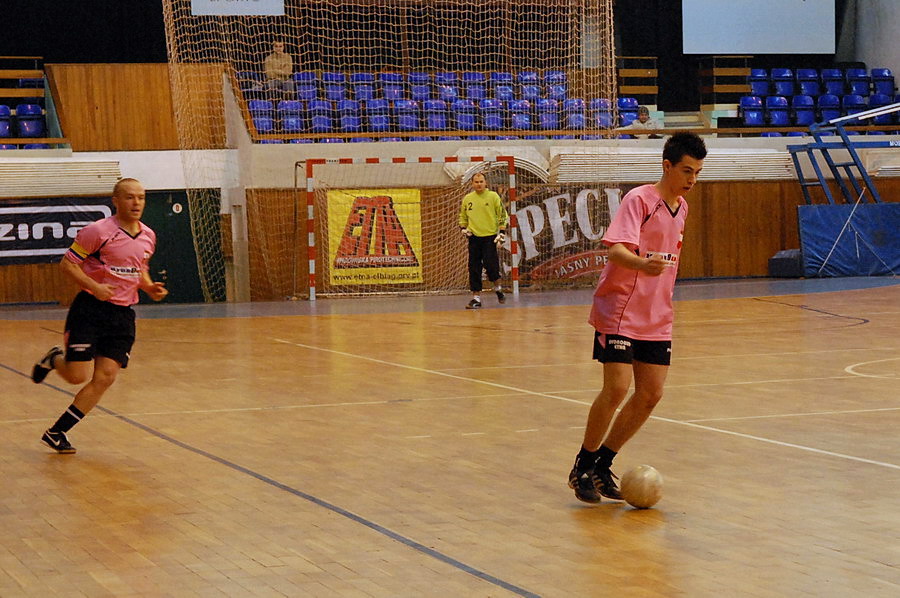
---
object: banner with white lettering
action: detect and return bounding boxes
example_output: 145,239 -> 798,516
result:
504,184 -> 635,284
191,0 -> 285,16
0,197 -> 112,265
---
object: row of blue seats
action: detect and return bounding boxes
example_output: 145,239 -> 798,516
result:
0,104 -> 45,137
248,97 -> 638,135
240,70 -> 573,103
749,67 -> 895,97
740,93 -> 899,127
0,143 -> 50,149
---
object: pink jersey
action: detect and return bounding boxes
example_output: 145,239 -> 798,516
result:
64,216 -> 157,307
589,184 -> 687,341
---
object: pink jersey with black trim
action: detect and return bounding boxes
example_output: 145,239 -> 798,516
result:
589,184 -> 687,341
64,216 -> 157,307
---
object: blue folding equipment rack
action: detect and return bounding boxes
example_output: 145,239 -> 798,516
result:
787,102 -> 900,205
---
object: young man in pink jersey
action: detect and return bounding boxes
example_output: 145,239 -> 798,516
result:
31,178 -> 168,454
568,132 -> 707,503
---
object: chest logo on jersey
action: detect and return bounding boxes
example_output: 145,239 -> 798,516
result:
645,251 -> 678,266
109,265 -> 142,279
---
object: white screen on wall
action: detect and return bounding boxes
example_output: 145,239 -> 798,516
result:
682,0 -> 835,54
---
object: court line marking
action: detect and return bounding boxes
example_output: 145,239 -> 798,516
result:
272,337 -> 900,471
437,347 -> 896,372
0,363 -> 539,598
685,406 -> 900,423
844,357 -> 900,379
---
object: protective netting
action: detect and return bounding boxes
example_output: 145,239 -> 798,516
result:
161,0 -> 617,301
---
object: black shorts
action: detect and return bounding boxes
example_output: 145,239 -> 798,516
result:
64,291 -> 136,368
593,332 -> 671,366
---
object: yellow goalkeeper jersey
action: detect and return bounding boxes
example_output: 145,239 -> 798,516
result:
458,189 -> 509,237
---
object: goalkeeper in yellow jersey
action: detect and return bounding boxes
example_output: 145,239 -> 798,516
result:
458,172 -> 509,309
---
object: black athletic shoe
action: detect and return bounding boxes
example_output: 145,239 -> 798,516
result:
568,466 -> 602,503
465,299 -> 482,309
41,429 -> 76,454
32,346 -> 63,384
495,290 -> 506,304
593,465 -> 622,500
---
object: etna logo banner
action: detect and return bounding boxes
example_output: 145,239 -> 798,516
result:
509,185 -> 634,281
0,199 -> 112,265
326,189 -> 423,286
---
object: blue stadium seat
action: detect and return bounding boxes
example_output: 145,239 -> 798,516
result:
337,99 -> 363,133
451,99 -> 476,130
479,98 -> 504,130
409,136 -> 432,142
510,99 -> 532,130
462,72 -> 486,101
791,95 -> 816,126
617,97 -> 639,126
589,98 -> 614,128
424,99 -> 448,130
845,68 -> 870,96
379,137 -> 403,142
841,94 -> 866,123
765,96 -> 790,126
770,69 -> 794,96
469,135 -> 491,140
739,95 -> 764,126
544,70 -> 567,102
320,138 -> 344,143
817,94 -> 841,122
277,100 -> 304,133
408,72 -> 431,101
868,93 -> 894,125
796,69 -> 820,97
821,69 -> 845,95
786,131 -> 807,137
434,72 -> 459,103
871,68 -> 895,96
494,83 -> 515,103
537,98 -> 559,130
377,73 -> 405,101
489,72 -> 513,87
293,72 -> 318,102
349,73 -> 375,102
0,105 -> 10,138
564,98 -> 585,130
748,69 -> 769,96
0,144 -> 16,149
349,137 -> 374,143
322,72 -> 347,102
247,99 -> 274,134
365,98 -> 391,132
308,99 -> 333,133
259,139 -> 283,144
760,131 -> 783,137
518,71 -> 540,101
23,143 -> 50,149
521,83 -> 541,102
394,99 -> 420,132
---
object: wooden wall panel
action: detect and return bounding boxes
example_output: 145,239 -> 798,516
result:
45,63 -> 226,152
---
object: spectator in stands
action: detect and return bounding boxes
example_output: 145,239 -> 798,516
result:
621,106 -> 663,138
458,173 -> 509,310
264,41 -> 295,95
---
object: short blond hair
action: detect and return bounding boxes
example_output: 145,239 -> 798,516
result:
113,178 -> 142,197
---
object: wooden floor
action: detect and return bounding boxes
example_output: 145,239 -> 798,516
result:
2,280 -> 899,597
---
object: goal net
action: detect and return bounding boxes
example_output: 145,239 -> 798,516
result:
297,156 -> 517,299
161,0 -> 617,301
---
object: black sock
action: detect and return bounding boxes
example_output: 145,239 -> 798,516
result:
596,445 -> 617,469
574,446 -> 602,473
50,404 -> 85,433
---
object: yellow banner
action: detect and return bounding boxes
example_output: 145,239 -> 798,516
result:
327,189 -> 423,286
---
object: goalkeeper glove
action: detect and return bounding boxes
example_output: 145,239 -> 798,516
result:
461,227 -> 473,237
494,232 -> 507,247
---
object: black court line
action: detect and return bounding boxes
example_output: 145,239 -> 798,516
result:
2,363 -> 540,598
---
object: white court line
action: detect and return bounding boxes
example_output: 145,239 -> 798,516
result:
272,336 -> 900,471
438,347 -> 895,372
844,357 -> 900,379
687,406 -> 900,423
652,416 -> 900,470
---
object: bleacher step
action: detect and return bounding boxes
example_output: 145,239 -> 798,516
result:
662,111 -> 705,129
